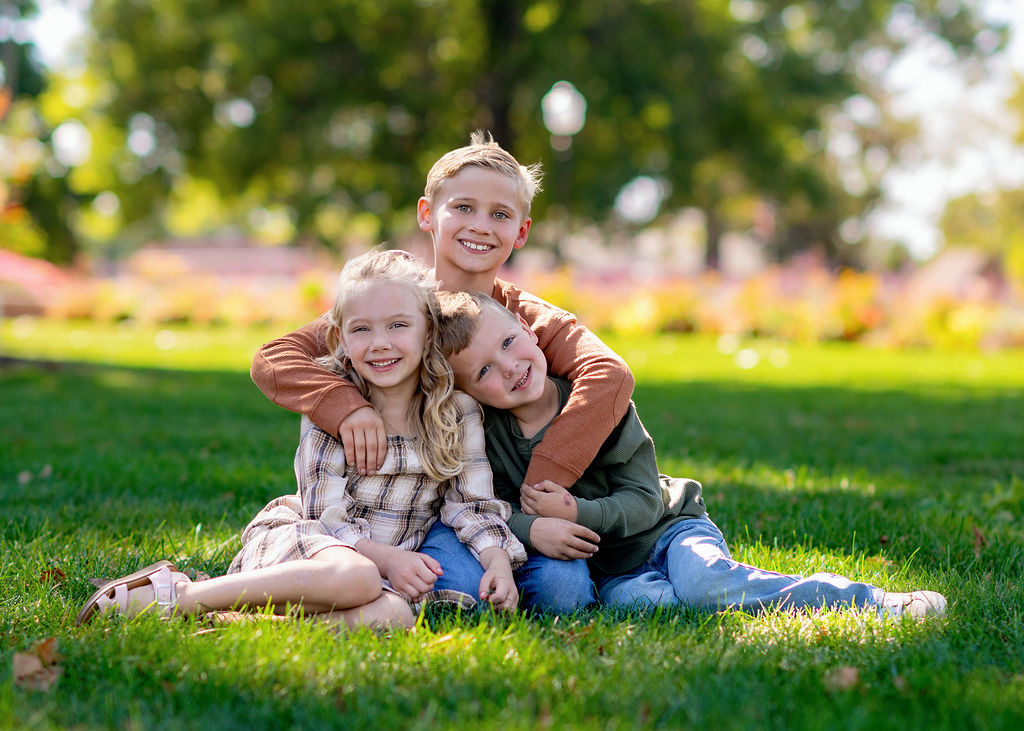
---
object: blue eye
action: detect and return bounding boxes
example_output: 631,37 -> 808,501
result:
494,211 -> 508,220
502,336 -> 514,349
478,365 -> 490,380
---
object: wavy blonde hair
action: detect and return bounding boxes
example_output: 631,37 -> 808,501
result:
317,249 -> 464,481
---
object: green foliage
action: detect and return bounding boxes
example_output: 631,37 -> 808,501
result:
8,0 -> 1006,264
941,189 -> 1024,288
2,333 -> 1024,727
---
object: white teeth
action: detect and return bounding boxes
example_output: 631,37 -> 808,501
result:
370,358 -> 399,367
513,366 -> 529,390
460,240 -> 491,251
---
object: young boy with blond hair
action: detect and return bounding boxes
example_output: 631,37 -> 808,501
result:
433,290 -> 948,619
251,132 -> 626,611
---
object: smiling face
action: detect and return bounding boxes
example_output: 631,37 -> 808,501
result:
417,166 -> 532,291
338,280 -> 430,399
446,304 -> 547,411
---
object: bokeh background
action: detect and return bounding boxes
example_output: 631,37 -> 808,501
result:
2,0 -> 1023,350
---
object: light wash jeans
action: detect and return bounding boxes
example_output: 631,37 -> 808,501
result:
419,520 -> 596,613
594,515 -> 885,613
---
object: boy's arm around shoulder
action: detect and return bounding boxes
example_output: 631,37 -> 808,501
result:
251,317 -> 372,438
571,404 -> 667,538
497,281 -> 635,488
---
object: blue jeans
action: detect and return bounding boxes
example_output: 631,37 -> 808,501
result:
419,520 -> 596,613
594,516 -> 884,613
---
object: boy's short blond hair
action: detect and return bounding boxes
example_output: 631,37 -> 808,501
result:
424,131 -> 543,217
435,289 -> 517,358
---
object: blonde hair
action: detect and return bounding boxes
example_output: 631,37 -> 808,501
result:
424,130 -> 543,217
318,249 -> 464,481
434,289 -> 518,358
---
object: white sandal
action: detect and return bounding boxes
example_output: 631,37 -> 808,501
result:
76,561 -> 192,625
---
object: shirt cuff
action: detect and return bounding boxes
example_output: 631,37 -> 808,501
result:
507,512 -> 538,552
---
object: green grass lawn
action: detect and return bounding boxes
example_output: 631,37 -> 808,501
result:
2,321 -> 1023,729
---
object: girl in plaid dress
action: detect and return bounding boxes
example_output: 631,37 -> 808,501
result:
77,250 -> 526,630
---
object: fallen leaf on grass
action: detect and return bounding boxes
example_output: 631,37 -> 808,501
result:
824,666 -> 860,692
13,638 -> 63,692
39,568 -> 66,585
973,525 -> 988,558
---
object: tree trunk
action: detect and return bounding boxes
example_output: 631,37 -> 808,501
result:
704,205 -> 722,271
478,0 -> 522,149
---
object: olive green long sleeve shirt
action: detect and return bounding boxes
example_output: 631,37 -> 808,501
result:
483,378 -> 707,575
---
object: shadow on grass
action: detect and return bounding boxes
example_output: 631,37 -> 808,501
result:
2,360 -> 1021,579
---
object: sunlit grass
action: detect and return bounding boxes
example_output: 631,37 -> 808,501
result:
1,316 -> 302,371
2,323 -> 1023,728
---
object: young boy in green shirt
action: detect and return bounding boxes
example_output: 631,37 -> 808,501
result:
434,290 -> 947,618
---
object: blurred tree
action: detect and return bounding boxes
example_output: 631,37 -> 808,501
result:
0,0 -> 45,98
20,0 -> 1007,266
936,71 -> 1024,289
1,0 -> 57,259
940,189 -> 1024,288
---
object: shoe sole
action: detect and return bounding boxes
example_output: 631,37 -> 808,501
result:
75,560 -> 176,626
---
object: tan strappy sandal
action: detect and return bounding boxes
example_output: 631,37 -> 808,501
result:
76,560 -> 191,625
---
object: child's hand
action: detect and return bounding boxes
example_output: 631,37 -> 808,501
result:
477,546 -> 519,611
383,549 -> 443,601
339,406 -> 387,476
521,481 -> 577,521
529,517 -> 599,560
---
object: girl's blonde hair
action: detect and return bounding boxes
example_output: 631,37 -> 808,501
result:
317,249 -> 464,481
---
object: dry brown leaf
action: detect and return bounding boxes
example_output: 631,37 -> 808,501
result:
13,638 -> 63,692
973,525 -> 988,558
39,568 -> 66,586
35,637 -> 59,665
824,665 -> 860,692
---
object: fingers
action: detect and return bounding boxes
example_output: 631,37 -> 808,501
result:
372,425 -> 387,472
556,526 -> 599,560
479,574 -> 518,611
351,429 -> 367,475
552,541 -> 597,561
339,407 -> 387,475
419,552 -> 444,577
520,485 -> 540,514
571,524 -> 601,545
400,569 -> 438,600
340,429 -> 356,472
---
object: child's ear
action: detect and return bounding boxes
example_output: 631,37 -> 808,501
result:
515,313 -> 538,343
416,197 -> 433,232
512,216 -> 531,250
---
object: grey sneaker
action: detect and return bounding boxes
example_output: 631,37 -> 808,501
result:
881,590 -> 947,618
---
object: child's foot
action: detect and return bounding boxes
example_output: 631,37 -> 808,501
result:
76,561 -> 192,624
881,590 -> 947,618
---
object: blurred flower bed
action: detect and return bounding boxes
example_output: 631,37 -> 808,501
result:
517,255 -> 1023,351
5,247 -> 1022,350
